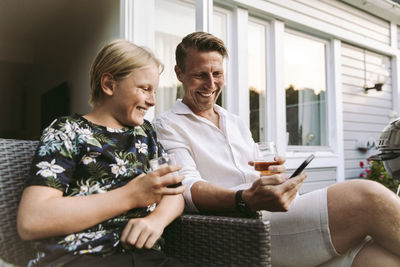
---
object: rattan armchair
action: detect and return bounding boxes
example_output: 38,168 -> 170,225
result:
0,138 -> 271,266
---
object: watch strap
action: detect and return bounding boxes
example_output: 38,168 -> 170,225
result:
235,190 -> 252,214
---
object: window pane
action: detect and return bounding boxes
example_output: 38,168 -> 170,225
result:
248,20 -> 266,142
284,31 -> 327,146
212,9 -> 228,107
154,0 -> 195,115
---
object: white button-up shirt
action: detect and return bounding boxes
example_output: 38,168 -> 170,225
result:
153,100 -> 259,211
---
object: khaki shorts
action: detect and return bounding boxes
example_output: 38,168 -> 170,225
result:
261,188 -> 369,267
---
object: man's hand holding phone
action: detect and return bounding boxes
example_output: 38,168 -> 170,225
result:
243,154 -> 312,212
290,154 -> 315,178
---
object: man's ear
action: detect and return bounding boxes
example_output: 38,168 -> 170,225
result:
175,65 -> 184,83
101,73 -> 115,96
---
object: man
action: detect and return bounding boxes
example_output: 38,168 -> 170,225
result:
153,32 -> 400,266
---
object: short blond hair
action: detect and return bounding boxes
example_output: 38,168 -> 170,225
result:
89,39 -> 163,106
175,32 -> 227,72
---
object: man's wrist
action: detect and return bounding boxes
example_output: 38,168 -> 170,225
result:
235,190 -> 253,215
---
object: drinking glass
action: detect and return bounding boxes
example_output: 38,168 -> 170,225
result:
149,153 -> 177,171
253,141 -> 279,176
149,153 -> 181,188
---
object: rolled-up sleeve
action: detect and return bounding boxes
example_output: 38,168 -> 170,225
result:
153,117 -> 206,212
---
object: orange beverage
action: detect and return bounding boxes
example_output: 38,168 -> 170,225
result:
254,161 -> 279,176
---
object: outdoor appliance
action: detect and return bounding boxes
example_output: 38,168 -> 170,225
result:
370,118 -> 400,195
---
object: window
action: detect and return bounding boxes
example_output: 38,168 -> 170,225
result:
154,0 -> 195,115
248,19 -> 267,142
284,30 -> 328,147
212,8 -> 228,107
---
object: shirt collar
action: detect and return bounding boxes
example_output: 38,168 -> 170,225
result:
172,99 -> 226,117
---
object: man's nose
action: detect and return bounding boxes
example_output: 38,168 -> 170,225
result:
204,74 -> 215,90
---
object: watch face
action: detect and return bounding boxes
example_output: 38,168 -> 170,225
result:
235,190 -> 251,214
237,200 -> 250,213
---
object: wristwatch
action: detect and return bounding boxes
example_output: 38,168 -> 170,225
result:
235,190 -> 252,215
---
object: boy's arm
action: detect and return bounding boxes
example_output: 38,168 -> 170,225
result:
120,195 -> 184,249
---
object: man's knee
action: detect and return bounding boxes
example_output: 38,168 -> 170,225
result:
329,179 -> 392,214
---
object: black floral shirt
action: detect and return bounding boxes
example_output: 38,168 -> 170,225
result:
26,114 -> 164,266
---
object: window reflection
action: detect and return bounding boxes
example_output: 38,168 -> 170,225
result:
212,9 -> 228,107
154,1 -> 228,114
154,0 -> 195,115
284,31 -> 327,146
248,19 -> 266,142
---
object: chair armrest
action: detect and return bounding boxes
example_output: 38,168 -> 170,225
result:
163,214 -> 271,266
0,139 -> 38,266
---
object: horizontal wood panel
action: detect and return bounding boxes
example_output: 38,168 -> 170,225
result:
287,167 -> 336,182
343,131 -> 382,141
343,122 -> 390,132
341,76 -> 392,92
343,149 -> 379,160
342,103 -> 392,116
344,140 -> 380,150
319,0 -> 390,28
341,83 -> 393,96
274,0 -> 391,45
343,112 -> 392,124
344,158 -> 376,169
342,93 -> 392,107
341,42 -> 392,181
342,44 -> 391,65
345,169 -> 366,179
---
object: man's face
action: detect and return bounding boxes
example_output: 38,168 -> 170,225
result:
175,48 -> 224,114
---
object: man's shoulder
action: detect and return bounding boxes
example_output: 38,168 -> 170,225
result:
153,109 -> 177,124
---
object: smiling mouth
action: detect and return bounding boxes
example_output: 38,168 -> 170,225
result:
136,107 -> 147,114
198,90 -> 217,97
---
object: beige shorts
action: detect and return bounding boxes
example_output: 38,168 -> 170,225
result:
261,188 -> 370,267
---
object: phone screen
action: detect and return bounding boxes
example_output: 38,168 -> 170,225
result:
290,154 -> 315,178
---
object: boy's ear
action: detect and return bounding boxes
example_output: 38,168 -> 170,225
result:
175,65 -> 184,83
101,73 -> 115,96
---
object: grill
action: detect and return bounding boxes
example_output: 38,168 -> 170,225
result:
370,119 -> 400,194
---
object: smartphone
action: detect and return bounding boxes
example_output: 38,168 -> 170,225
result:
167,182 -> 182,188
290,154 -> 315,178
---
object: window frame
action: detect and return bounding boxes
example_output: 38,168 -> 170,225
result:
123,0 -> 347,181
247,16 -> 269,142
283,28 -> 330,150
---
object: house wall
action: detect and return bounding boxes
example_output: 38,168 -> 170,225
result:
230,0 -> 396,185
299,167 -> 337,194
341,43 -> 393,179
0,62 -> 31,138
214,0 -> 398,188
236,0 -> 392,51
24,0 -> 121,138
0,0 -> 121,139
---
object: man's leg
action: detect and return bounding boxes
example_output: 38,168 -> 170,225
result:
328,179 -> 400,260
352,240 -> 400,267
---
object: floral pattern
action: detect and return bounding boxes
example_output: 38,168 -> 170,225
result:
26,114 -> 164,266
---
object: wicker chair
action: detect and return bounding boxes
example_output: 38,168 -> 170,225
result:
0,138 -> 271,266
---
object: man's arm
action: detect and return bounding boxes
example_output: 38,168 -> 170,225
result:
191,181 -> 237,212
191,173 -> 307,213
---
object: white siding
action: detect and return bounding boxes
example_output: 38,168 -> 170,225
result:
292,167 -> 337,194
238,0 -> 391,47
341,43 -> 393,179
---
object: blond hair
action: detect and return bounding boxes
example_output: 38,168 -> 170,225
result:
89,39 -> 163,106
175,32 -> 228,72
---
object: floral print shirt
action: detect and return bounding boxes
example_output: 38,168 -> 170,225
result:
26,114 -> 164,266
